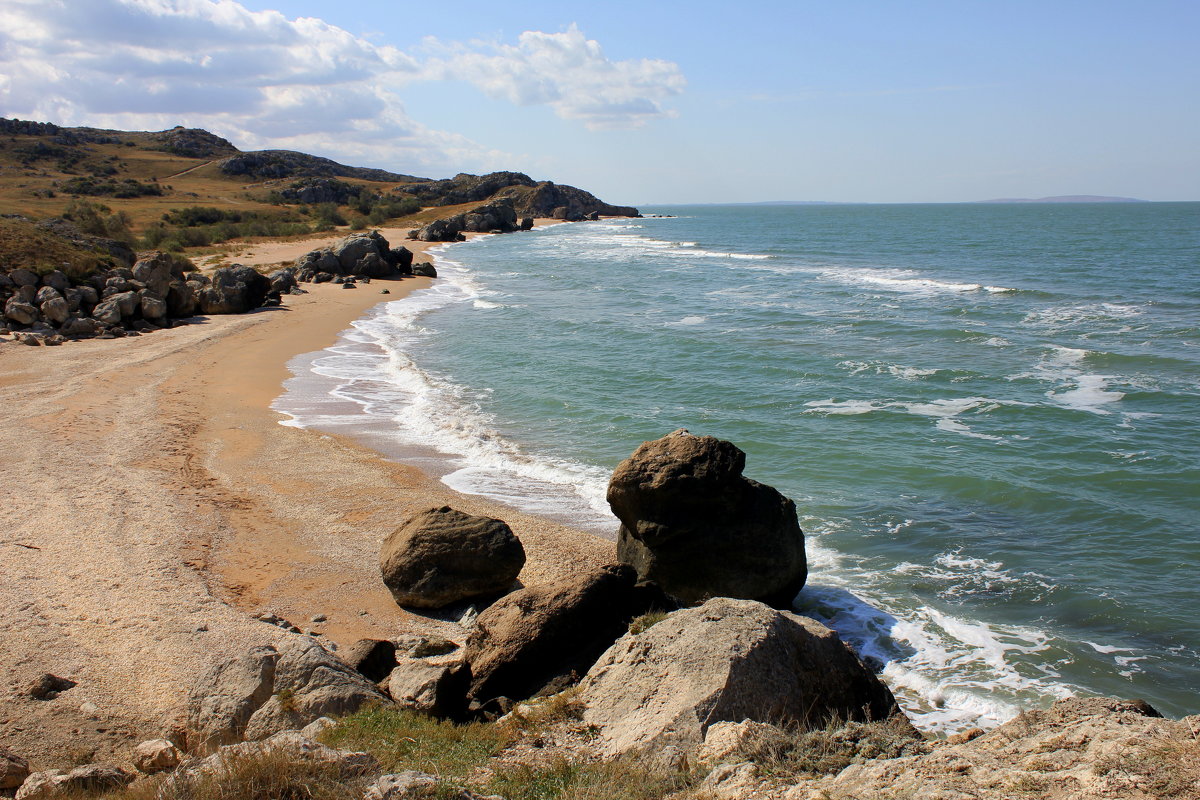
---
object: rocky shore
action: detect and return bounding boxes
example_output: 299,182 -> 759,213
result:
2,211 -> 1196,799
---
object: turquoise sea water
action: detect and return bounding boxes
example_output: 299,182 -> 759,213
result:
276,202 -> 1200,732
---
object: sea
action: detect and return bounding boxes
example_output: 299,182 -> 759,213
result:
274,202 -> 1200,734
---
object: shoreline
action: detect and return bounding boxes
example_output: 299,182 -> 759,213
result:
0,221 -> 610,768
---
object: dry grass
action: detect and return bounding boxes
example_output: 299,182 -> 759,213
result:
0,217 -> 114,276
1093,736 -> 1200,800
627,611 -> 669,636
758,717 -> 927,779
488,756 -> 693,800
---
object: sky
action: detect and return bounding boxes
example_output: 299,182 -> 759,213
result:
0,0 -> 1197,204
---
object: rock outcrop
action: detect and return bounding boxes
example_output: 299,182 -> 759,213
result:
219,150 -> 423,182
463,563 -> 673,704
576,597 -> 902,757
380,506 -> 526,609
186,637 -> 389,749
608,429 -> 807,606
396,171 -> 639,218
0,746 -> 29,790
411,200 -> 519,242
293,231 -> 412,281
15,765 -> 132,800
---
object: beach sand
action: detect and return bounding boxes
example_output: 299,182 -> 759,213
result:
0,226 -> 610,767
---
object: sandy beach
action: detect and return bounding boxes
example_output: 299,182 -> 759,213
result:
0,225 -> 609,768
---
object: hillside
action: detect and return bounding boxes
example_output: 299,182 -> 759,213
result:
0,118 -> 639,269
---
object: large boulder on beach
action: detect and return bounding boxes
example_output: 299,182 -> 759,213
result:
463,563 -> 674,704
576,597 -> 903,757
187,637 -> 388,749
332,231 -> 389,274
608,429 -> 807,606
380,506 -> 525,609
197,265 -> 271,315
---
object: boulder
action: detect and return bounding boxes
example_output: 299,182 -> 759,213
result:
132,254 -> 174,297
608,429 -> 807,606
389,246 -> 414,273
267,268 -> 297,295
576,597 -> 902,757
137,291 -> 166,319
332,231 -> 389,274
90,299 -> 122,326
380,506 -> 525,609
186,644 -> 279,749
131,739 -> 182,774
188,638 -> 391,748
40,270 -> 70,294
520,218 -> 534,231
463,563 -> 672,704
0,746 -> 29,790
698,720 -> 791,765
35,286 -> 60,305
412,262 -> 437,278
355,252 -> 391,278
339,639 -> 398,683
38,296 -> 69,325
165,280 -> 196,317
63,287 -> 82,312
15,766 -> 132,800
197,265 -> 271,315
4,298 -> 38,326
110,290 -> 139,318
384,658 -> 469,718
9,268 -> 39,288
61,317 -> 99,338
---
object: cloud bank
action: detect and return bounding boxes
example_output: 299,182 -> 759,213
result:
0,0 -> 684,173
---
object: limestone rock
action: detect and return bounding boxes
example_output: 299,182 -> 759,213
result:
90,299 -> 122,325
131,739 -> 182,774
363,771 -> 438,800
15,766 -> 132,800
339,638 -> 398,683
576,597 -> 901,757
385,658 -> 468,718
9,268 -> 39,288
4,298 -> 38,326
0,745 -> 29,789
463,563 -> 670,704
186,644 -> 279,749
166,731 -> 377,792
240,637 -> 390,741
380,506 -> 525,609
39,296 -> 69,325
608,429 -> 807,606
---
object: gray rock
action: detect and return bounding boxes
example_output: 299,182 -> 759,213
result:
139,292 -> 167,319
576,597 -> 902,757
76,285 -> 98,310
35,286 -> 61,305
166,280 -> 196,317
241,637 -> 390,741
411,262 -> 437,278
4,298 -> 38,326
9,268 -> 38,288
363,771 -> 438,800
63,287 -> 83,312
332,231 -> 389,274
198,265 -> 270,315
90,299 -> 122,326
110,290 -> 139,318
40,270 -> 70,294
380,506 -> 525,609
16,285 -> 37,304
60,316 -> 100,339
166,731 -> 377,792
40,296 -> 69,325
609,429 -> 807,606
187,644 -> 279,749
395,635 -> 459,659
132,253 -> 174,297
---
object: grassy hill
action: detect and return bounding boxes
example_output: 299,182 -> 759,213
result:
0,119 -> 431,256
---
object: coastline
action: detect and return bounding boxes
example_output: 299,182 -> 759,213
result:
0,221 -> 609,768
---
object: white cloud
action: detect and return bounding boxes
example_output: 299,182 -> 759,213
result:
422,25 -> 686,130
0,1 -> 683,173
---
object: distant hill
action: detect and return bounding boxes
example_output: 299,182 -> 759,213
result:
976,195 -> 1145,204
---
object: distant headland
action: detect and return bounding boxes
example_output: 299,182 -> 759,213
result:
973,195 -> 1146,204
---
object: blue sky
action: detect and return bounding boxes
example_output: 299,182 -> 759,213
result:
1,1 -> 1196,203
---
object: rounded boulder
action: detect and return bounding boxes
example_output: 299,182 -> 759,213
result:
380,506 -> 525,609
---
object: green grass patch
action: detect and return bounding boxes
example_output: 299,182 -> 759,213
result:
488,757 -> 694,800
627,611 -> 669,636
320,705 -> 509,781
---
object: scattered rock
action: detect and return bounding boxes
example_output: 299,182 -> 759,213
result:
380,506 -> 525,609
0,746 -> 29,790
608,429 -> 807,606
132,739 -> 182,774
411,262 -> 436,278
396,634 -> 459,659
15,765 -> 132,800
186,644 -> 279,749
300,716 -> 337,739
463,563 -> 671,704
166,731 -> 377,791
26,673 -> 76,700
576,597 -> 902,757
